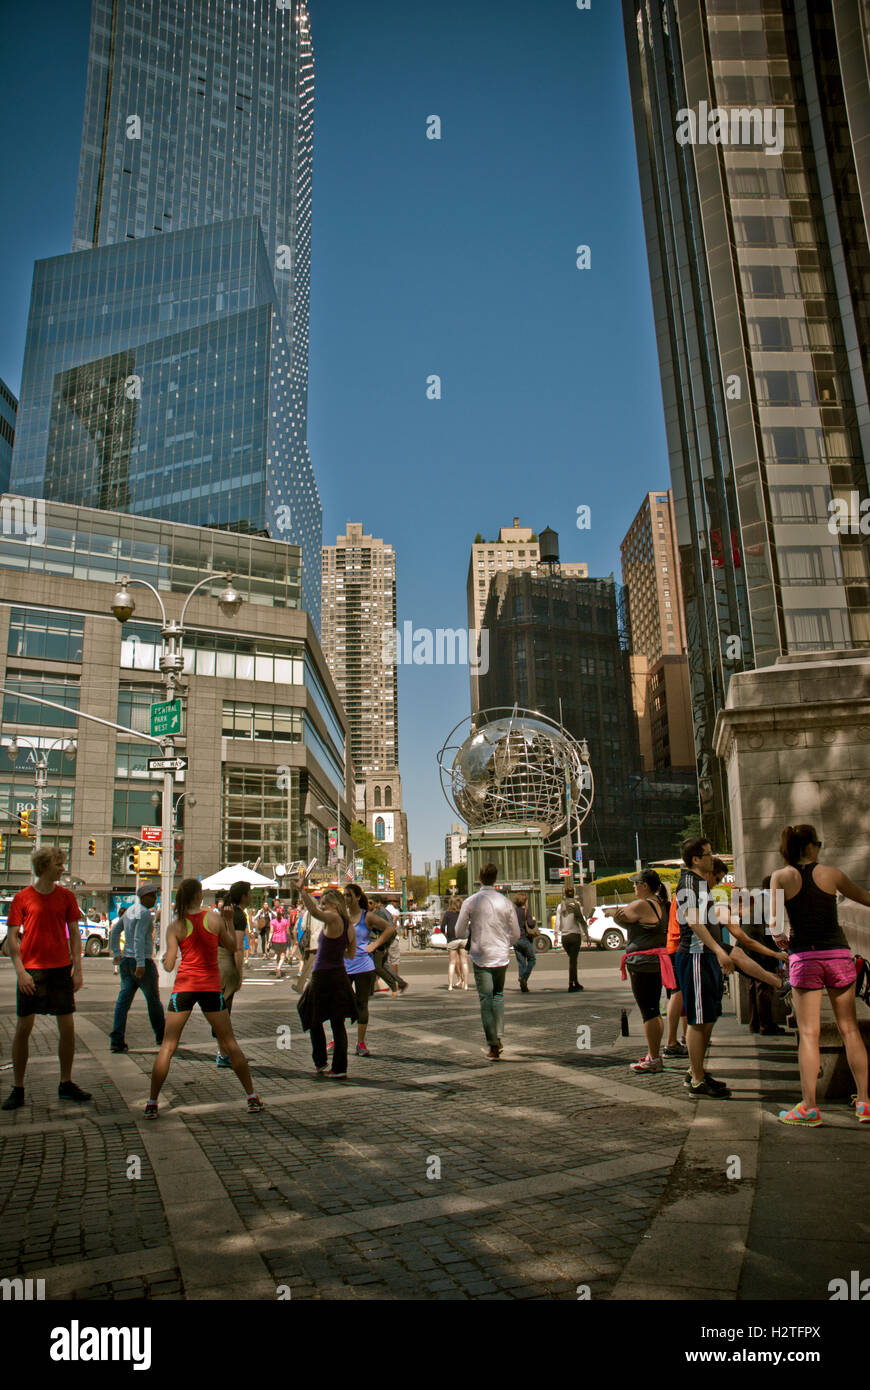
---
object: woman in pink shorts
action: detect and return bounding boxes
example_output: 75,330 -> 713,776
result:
268,908 -> 290,979
770,823 -> 870,1126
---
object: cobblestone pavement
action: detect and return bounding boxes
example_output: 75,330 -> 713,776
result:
2,950 -> 839,1301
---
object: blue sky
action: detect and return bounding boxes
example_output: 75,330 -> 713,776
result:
0,0 -> 671,870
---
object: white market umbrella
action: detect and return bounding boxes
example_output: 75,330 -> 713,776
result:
199,863 -> 279,891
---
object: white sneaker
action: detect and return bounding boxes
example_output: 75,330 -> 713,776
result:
630,1054 -> 664,1074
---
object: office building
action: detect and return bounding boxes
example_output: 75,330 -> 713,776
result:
444,821 -> 467,868
620,491 -> 695,772
10,219 -> 321,623
467,518 -> 588,709
623,0 -> 870,843
476,567 -> 640,866
0,498 -> 348,905
11,0 -> 320,626
321,523 -> 409,877
0,379 -> 16,494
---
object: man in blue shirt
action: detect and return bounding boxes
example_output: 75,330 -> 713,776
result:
109,882 -> 165,1054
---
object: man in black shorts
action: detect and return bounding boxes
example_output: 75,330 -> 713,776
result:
2,847 -> 91,1111
673,837 -> 735,1098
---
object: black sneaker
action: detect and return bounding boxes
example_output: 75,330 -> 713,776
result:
110,1043 -> 129,1053
1,1087 -> 24,1111
685,1075 -> 730,1097
58,1081 -> 92,1103
684,1069 -> 729,1094
519,980 -> 529,993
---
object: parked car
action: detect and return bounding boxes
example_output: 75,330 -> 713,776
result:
586,906 -> 628,951
79,919 -> 110,957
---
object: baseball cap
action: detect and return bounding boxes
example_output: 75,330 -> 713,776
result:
137,880 -> 160,898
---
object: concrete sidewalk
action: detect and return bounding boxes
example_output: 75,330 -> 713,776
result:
608,1012 -> 870,1301
1,956 -> 867,1300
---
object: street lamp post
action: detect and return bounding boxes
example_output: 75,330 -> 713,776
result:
4,735 -> 77,853
111,571 -> 242,945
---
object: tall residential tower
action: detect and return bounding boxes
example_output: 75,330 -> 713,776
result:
321,523 -> 409,878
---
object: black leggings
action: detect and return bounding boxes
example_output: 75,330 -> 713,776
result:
351,972 -> 375,1025
562,936 -> 582,984
629,968 -> 663,1023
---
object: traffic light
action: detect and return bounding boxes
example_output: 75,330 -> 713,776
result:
0,832 -> 4,853
389,869 -> 396,890
88,838 -> 96,857
131,845 -> 140,874
18,809 -> 31,837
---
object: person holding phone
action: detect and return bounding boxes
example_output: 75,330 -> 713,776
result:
293,869 -> 358,1078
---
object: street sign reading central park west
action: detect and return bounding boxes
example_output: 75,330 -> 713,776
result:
150,698 -> 182,738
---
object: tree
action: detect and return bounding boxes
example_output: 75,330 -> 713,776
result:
350,821 -> 389,883
473,532 -> 484,544
437,863 -> 467,895
406,874 -> 428,903
677,814 -> 703,853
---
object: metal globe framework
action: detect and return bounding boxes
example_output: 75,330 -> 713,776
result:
437,707 -> 593,838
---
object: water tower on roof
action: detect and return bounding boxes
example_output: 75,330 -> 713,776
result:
538,525 -> 560,575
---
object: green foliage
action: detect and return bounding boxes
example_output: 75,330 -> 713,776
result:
437,862 -> 467,895
473,533 -> 484,544
677,814 -> 703,851
350,821 -> 389,882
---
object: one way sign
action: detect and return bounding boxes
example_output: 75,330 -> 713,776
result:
146,756 -> 189,772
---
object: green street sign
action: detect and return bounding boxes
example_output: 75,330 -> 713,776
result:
150,699 -> 182,738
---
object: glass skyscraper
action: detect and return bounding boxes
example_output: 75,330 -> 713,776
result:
0,378 -> 16,494
622,0 -> 870,843
11,0 -> 321,626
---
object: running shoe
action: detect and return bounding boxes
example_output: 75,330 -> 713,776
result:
355,1043 -> 371,1057
855,1100 -> 870,1124
684,1069 -> 728,1093
399,983 -> 410,994
778,1102 -> 822,1126
1,1087 -> 24,1111
487,1045 -> 500,1061
497,1039 -> 504,1054
325,1070 -> 347,1080
247,1095 -> 265,1113
314,1065 -> 329,1074
110,1043 -> 129,1054
216,1053 -> 233,1069
630,1054 -> 663,1074
686,1077 -> 731,1098
662,1043 -> 687,1058
144,1100 -> 158,1120
58,1081 -> 91,1103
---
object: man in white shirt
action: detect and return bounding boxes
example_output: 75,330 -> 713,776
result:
455,863 -> 520,1060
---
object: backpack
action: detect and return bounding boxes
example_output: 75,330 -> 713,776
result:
666,895 -> 680,954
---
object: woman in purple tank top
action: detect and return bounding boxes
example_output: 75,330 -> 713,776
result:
293,874 -> 358,1079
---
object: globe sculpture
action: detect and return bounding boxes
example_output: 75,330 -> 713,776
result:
437,707 -> 593,837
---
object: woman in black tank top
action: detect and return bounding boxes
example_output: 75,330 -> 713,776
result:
770,823 -> 870,1127
613,870 -> 670,1074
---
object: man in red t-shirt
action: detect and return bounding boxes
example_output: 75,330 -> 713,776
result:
2,846 -> 91,1111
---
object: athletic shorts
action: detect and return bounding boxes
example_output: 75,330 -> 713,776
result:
167,990 -> 225,1013
447,938 -> 468,951
673,951 -> 723,1026
16,965 -> 75,1018
789,949 -> 856,991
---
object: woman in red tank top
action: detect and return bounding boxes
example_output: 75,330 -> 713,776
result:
145,878 -> 263,1118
